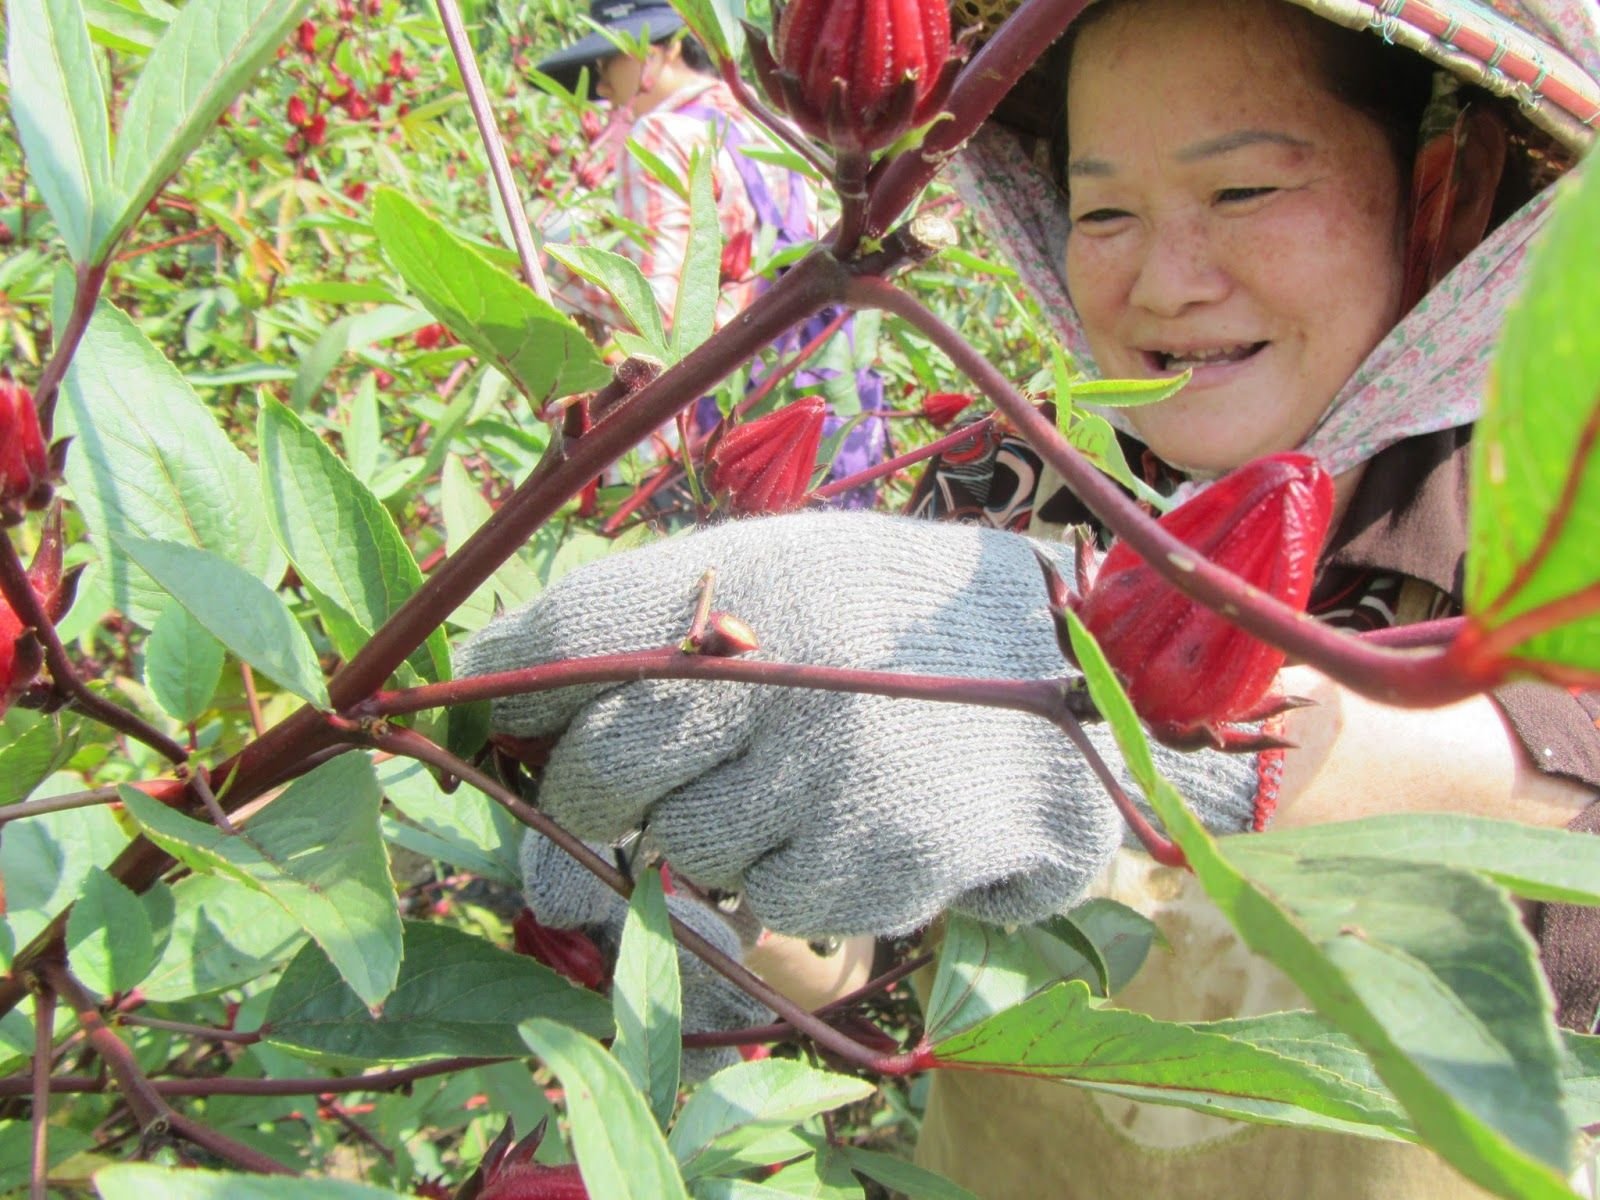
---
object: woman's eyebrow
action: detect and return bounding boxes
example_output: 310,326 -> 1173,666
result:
1066,129 -> 1313,178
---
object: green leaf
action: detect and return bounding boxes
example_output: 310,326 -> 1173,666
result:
83,0 -> 169,52
0,709 -> 83,806
95,1163 -> 412,1199
671,151 -> 721,361
1063,607 -> 1576,1196
377,756 -> 522,887
1,802 -> 128,958
145,600 -> 226,723
1071,372 -> 1192,408
119,753 -> 399,1008
108,0 -> 308,257
1066,413 -> 1171,513
518,1019 -> 691,1200
667,0 -> 739,61
114,535 -> 329,708
439,454 -> 542,634
612,871 -> 682,1129
372,189 -> 610,404
1468,158 -> 1600,674
140,874 -> 306,1001
545,244 -> 669,358
59,300 -> 286,629
65,867 -> 156,996
932,982 -> 1409,1139
834,1147 -> 979,1200
669,1060 -> 875,1180
8,0 -> 113,262
922,907 -> 1152,1039
258,397 -> 446,684
290,304 -> 432,411
1237,813 -> 1600,906
268,922 -> 611,1062
0,1121 -> 94,1194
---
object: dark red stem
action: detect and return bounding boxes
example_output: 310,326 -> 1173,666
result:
814,413 -> 997,500
850,275 -> 1483,708
35,261 -> 110,435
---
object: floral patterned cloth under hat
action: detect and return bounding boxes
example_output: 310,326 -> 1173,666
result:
946,0 -> 1598,483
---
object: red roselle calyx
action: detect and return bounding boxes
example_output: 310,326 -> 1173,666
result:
511,909 -> 609,992
1,508 -> 70,716
720,229 -> 754,284
921,391 -> 972,428
1075,453 -> 1335,747
0,380 -> 51,521
748,0 -> 959,153
477,1162 -> 589,1200
707,396 -> 826,515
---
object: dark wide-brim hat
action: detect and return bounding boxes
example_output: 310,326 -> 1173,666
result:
536,0 -> 687,89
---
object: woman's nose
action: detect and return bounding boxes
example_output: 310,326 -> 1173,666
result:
1127,218 -> 1230,316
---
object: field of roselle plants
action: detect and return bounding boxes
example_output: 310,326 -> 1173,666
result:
2,0 -> 1600,1196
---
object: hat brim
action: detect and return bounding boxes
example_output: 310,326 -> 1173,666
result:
536,9 -> 687,90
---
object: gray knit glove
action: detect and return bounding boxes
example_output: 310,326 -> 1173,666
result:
457,511 -> 1259,938
520,831 -> 771,1081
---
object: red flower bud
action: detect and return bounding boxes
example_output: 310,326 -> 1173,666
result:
580,109 -> 603,143
296,18 -> 317,54
286,95 -> 311,128
479,1163 -> 589,1200
1077,453 -> 1334,743
1,509 -> 69,715
0,381 -> 49,517
752,0 -> 957,153
512,909 -> 609,992
304,113 -> 328,146
719,229 -> 753,284
342,180 -> 368,203
373,81 -> 394,106
708,396 -> 826,516
921,391 -> 971,428
387,48 -> 406,77
413,323 -> 446,350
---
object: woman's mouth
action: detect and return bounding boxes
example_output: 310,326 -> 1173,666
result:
1145,342 -> 1268,373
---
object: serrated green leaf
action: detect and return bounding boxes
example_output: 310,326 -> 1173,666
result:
377,756 -> 521,886
108,0 -> 309,257
932,982 -> 1409,1139
258,397 -> 446,684
65,866 -> 156,995
373,189 -> 610,404
120,753 -> 399,1008
439,453 -> 542,634
290,304 -> 431,411
1236,813 -> 1600,906
59,300 -> 285,628
1469,160 -> 1600,674
613,871 -> 681,1129
923,910 -> 1137,1040
0,1121 -> 95,1195
834,1147 -> 979,1200
268,922 -> 610,1062
114,535 -> 329,707
672,150 -> 721,361
519,1018 -> 690,1200
1064,607 -> 1576,1197
1,802 -> 128,955
669,1060 -> 875,1180
1072,371 -> 1192,408
145,599 -> 226,723
546,244 -> 669,358
8,0 -> 114,262
0,709 -> 83,806
95,1164 -> 410,1199
140,874 -> 306,1001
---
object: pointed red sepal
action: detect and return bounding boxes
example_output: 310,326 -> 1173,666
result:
707,396 -> 826,515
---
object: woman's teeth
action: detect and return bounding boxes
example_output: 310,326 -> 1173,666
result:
1155,343 -> 1265,370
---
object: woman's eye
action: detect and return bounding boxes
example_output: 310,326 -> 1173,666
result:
1071,207 -> 1132,226
1215,186 -> 1277,204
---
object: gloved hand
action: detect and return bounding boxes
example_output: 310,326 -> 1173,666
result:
520,830 -> 772,1081
456,511 -> 1260,939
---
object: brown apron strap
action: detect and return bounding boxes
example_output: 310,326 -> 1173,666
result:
1533,799 -> 1600,1031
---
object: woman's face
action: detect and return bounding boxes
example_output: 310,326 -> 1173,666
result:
1063,0 -> 1407,473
